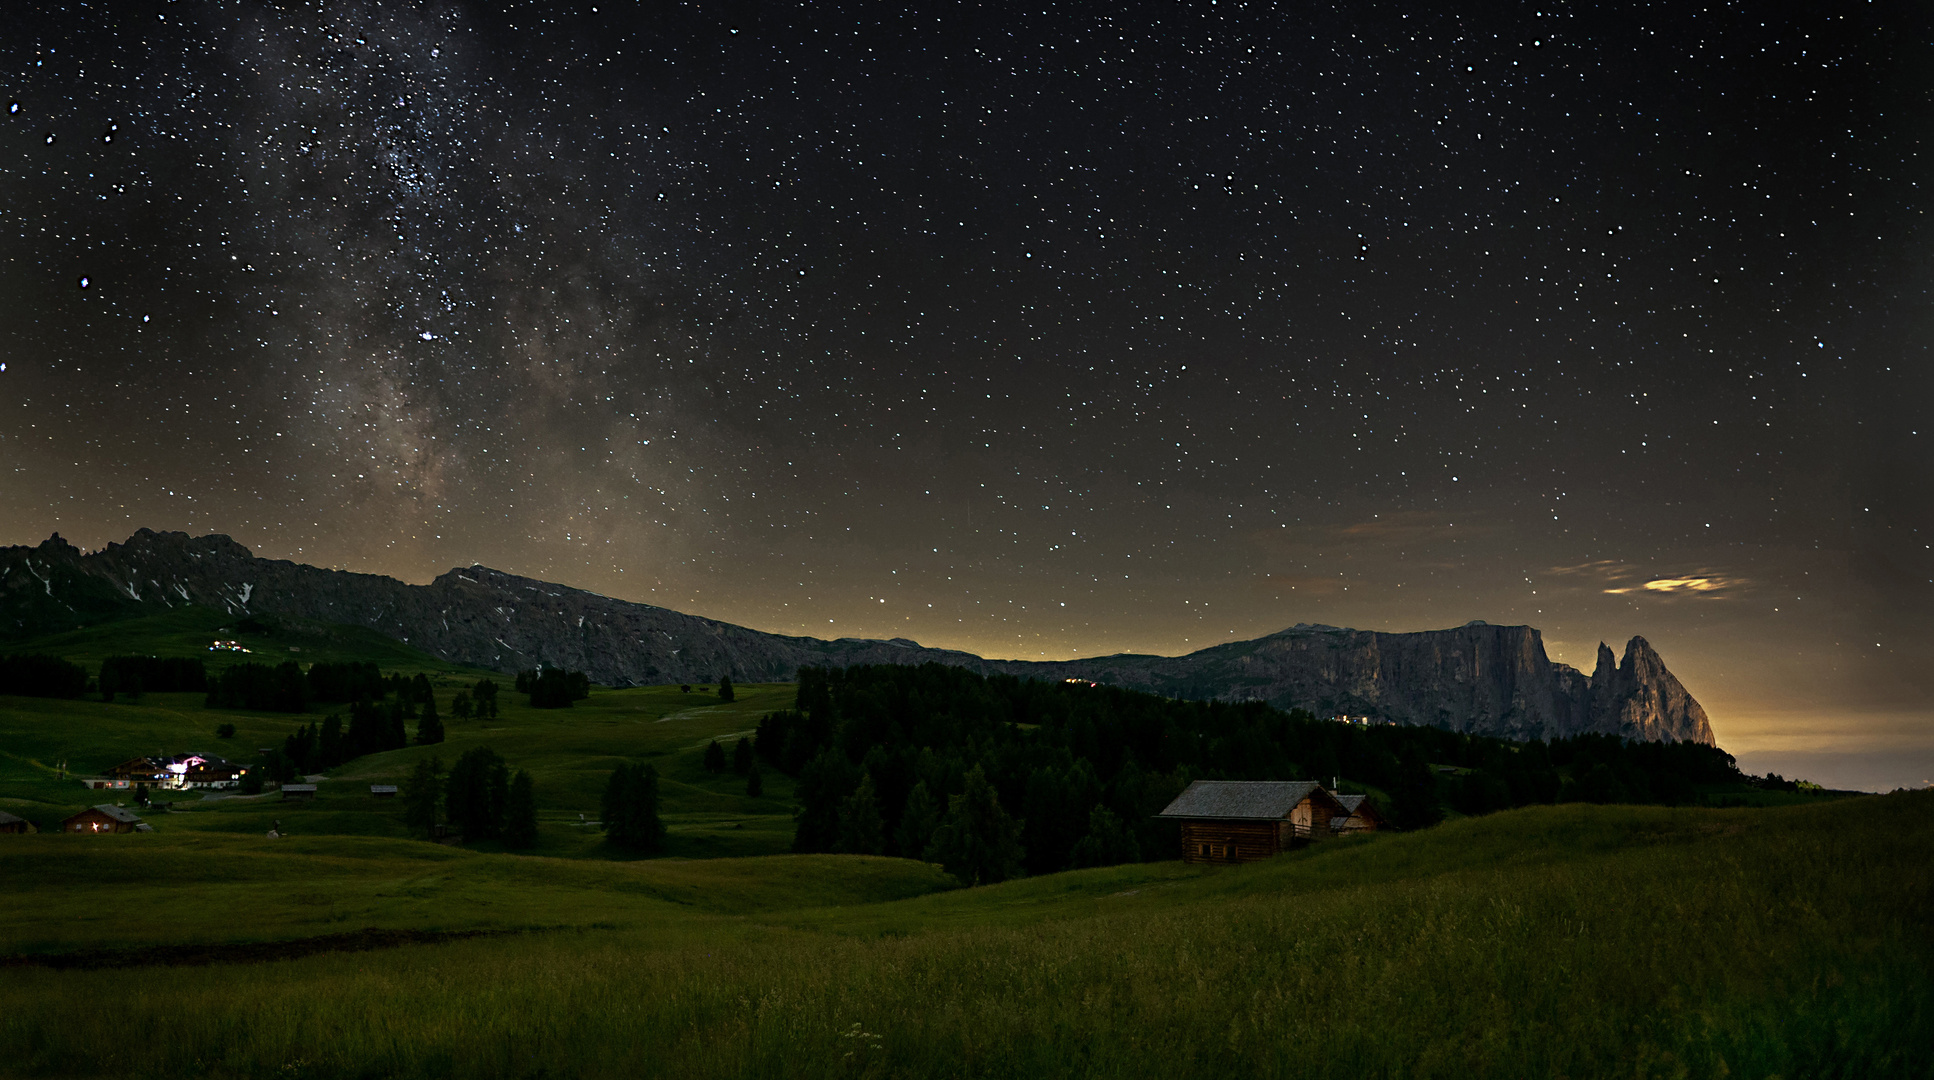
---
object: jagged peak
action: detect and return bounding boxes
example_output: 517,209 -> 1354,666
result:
106,529 -> 255,560
1620,635 -> 1674,680
1274,622 -> 1352,635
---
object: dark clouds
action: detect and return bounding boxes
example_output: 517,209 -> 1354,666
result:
3,1 -> 1929,777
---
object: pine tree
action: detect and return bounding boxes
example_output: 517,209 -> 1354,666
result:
416,692 -> 445,745
402,757 -> 444,840
451,691 -> 473,721
472,678 -> 498,717
345,698 -> 380,758
1069,805 -> 1141,868
446,747 -> 509,842
601,763 -> 664,852
717,675 -> 735,703
925,765 -> 1024,886
488,760 -> 510,833
790,749 -> 861,853
285,723 -> 317,773
387,699 -> 410,751
895,781 -> 941,860
732,737 -> 753,775
745,764 -> 764,798
837,773 -> 886,855
1392,756 -> 1444,830
318,714 -> 344,768
703,739 -> 727,773
503,770 -> 538,849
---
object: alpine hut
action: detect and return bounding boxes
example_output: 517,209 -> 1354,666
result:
1156,780 -> 1349,864
0,810 -> 36,834
1329,793 -> 1387,834
62,804 -> 145,834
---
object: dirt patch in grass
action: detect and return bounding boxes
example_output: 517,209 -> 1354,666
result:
0,927 -> 511,970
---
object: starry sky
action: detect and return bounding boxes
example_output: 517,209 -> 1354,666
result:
3,1 -> 1929,788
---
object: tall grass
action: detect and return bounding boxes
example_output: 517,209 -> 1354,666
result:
3,793 -> 1928,1078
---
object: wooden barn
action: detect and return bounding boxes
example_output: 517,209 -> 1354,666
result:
179,756 -> 247,790
0,810 -> 36,834
82,757 -> 173,791
281,784 -> 318,801
1157,780 -> 1350,864
1330,793 -> 1387,834
62,805 -> 144,834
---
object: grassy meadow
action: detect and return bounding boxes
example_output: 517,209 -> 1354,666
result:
2,613 -> 1929,1076
0,607 -> 804,856
0,793 -> 1927,1078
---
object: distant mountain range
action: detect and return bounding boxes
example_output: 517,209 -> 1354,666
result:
1,529 -> 1714,744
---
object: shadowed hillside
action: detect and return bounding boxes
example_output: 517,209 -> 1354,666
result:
4,530 -> 1710,742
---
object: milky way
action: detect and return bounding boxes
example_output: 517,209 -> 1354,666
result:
3,1 -> 1929,786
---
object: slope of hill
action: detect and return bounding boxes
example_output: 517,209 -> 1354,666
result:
2,792 -> 1927,1078
2,529 -> 1710,742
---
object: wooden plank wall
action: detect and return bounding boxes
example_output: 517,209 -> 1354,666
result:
1179,820 -> 1281,864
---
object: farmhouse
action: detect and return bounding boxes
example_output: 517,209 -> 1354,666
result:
83,754 -> 248,792
176,755 -> 247,790
82,757 -> 173,791
62,805 -> 145,834
0,810 -> 36,834
1157,780 -> 1350,864
1330,793 -> 1387,834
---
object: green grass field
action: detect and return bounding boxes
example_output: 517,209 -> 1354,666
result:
6,606 -> 491,677
1,794 -> 1927,1078
1,604 -> 803,851
0,680 -> 803,858
3,613 -> 1928,1076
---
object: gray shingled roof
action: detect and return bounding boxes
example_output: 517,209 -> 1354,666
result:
1157,780 -> 1324,820
90,804 -> 145,824
1334,794 -> 1367,814
0,810 -> 27,826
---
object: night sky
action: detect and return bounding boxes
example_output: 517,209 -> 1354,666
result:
4,2 -> 1929,788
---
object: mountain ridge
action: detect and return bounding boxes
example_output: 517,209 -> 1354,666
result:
0,529 -> 1713,744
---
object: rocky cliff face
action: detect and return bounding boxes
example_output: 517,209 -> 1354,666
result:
0,530 -> 1714,744
1004,622 -> 1713,744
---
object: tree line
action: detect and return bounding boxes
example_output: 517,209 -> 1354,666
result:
0,653 -> 209,699
754,664 -> 1752,884
0,654 -> 88,698
100,655 -> 207,697
269,675 -> 499,779
515,668 -> 590,708
392,749 -> 661,854
399,746 -> 538,847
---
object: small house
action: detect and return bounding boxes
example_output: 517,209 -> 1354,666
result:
1156,780 -> 1350,864
370,785 -> 398,799
0,810 -> 36,834
83,757 -> 173,791
1329,793 -> 1387,834
179,757 -> 247,790
281,784 -> 318,801
62,805 -> 144,834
